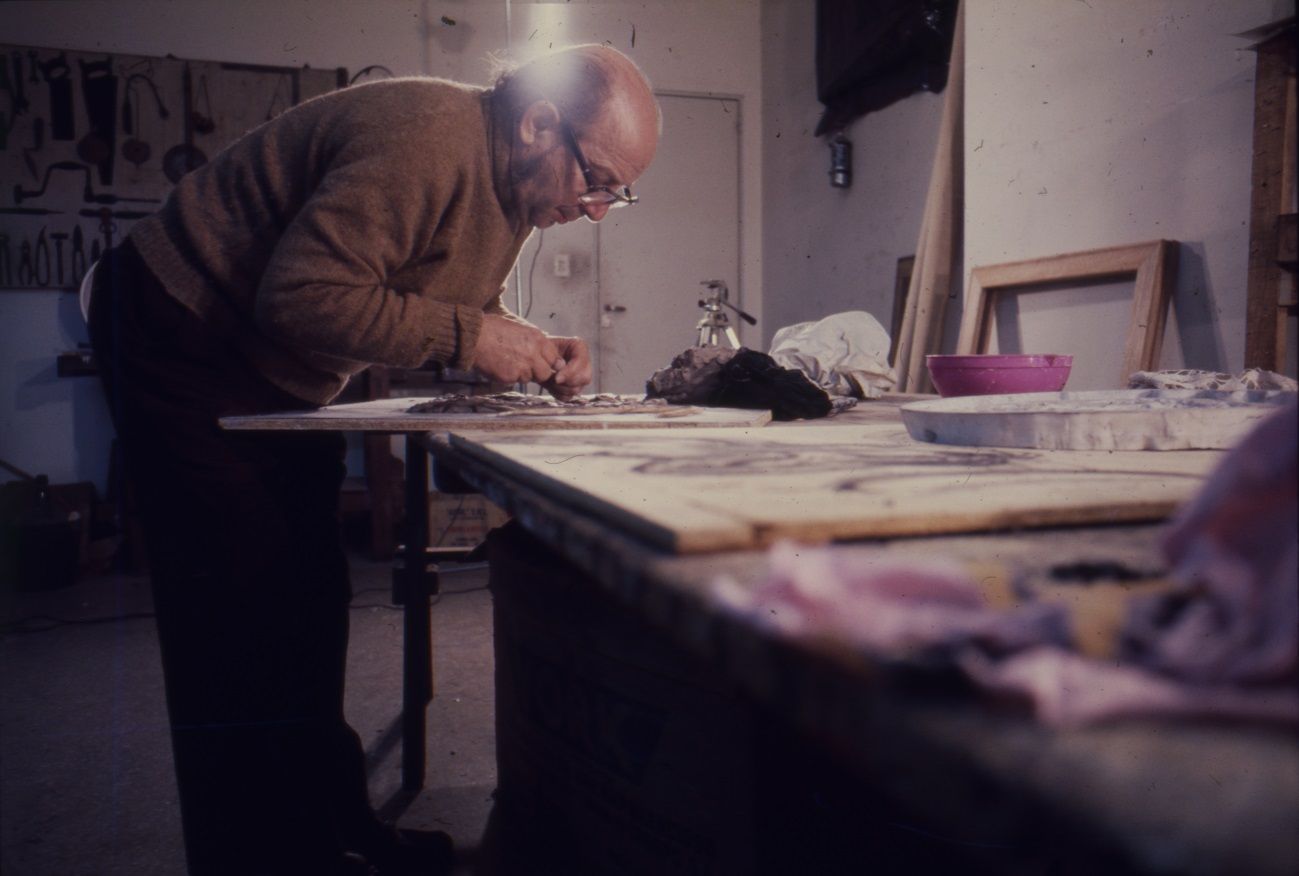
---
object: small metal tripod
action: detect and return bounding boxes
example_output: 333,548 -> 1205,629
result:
695,280 -> 756,347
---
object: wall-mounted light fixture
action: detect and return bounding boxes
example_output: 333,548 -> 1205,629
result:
829,133 -> 852,189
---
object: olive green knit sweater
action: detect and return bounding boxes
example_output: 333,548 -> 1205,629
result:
129,77 -> 532,405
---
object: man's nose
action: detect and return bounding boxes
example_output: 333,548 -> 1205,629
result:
582,202 -> 612,223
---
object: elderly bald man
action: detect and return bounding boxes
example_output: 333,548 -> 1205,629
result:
87,45 -> 659,876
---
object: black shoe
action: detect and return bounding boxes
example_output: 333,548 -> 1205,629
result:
335,851 -> 377,876
351,825 -> 455,875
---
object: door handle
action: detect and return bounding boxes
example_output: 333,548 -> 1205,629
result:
603,304 -> 627,313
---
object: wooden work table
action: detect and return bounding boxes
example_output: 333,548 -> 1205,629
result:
425,397 -> 1299,876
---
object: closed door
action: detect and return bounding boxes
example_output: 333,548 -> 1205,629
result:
518,93 -> 742,395
596,94 -> 741,394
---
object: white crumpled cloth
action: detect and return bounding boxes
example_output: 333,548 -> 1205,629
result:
768,311 -> 897,399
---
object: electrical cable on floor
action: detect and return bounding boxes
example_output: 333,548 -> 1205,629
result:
0,611 -> 157,636
2,567 -> 492,633
349,579 -> 490,612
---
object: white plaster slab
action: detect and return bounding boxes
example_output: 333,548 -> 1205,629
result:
900,390 -> 1294,451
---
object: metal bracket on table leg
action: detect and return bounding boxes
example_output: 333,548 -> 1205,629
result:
391,564 -> 441,606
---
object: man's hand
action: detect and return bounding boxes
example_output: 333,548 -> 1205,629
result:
473,314 -> 563,386
541,336 -> 593,401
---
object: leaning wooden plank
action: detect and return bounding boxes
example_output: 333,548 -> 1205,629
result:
1244,31 -> 1296,369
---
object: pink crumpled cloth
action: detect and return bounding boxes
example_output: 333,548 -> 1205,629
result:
715,399 -> 1299,728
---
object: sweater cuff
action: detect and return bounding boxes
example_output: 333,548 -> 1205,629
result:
451,305 -> 484,370
416,302 -> 480,369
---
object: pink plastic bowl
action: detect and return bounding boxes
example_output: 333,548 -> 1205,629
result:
925,354 -> 1073,397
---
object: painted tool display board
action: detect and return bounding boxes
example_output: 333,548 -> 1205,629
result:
448,421 -> 1223,553
219,396 -> 773,432
0,43 -> 344,292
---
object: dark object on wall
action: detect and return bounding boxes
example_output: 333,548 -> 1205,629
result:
38,51 -> 75,139
163,64 -> 208,184
828,133 -> 852,188
10,52 -> 29,115
121,73 -> 170,168
77,56 -> 118,185
22,117 -> 44,181
0,233 -> 10,286
815,0 -> 959,136
2,43 -> 345,292
34,226 -> 49,286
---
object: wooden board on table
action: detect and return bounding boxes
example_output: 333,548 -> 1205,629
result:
449,421 -> 1224,554
219,397 -> 772,432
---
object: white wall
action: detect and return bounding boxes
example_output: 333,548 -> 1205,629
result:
5,0 -> 1287,493
760,0 -> 1295,388
0,0 -> 761,491
760,0 -> 943,347
965,0 -> 1293,384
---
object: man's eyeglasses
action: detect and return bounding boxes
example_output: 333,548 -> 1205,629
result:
558,118 -> 639,209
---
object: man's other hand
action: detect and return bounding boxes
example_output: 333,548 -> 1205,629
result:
474,314 -> 563,385
541,336 -> 592,401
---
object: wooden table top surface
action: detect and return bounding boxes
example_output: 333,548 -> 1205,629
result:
426,396 -> 1298,876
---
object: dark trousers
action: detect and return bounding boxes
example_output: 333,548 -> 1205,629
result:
89,242 -> 376,875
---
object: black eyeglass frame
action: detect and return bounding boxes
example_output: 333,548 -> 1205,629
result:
558,118 -> 639,208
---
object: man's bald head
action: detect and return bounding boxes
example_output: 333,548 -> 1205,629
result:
492,44 -> 660,228
492,44 -> 659,158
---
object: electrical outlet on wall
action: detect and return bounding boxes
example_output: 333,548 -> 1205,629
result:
553,252 -> 571,279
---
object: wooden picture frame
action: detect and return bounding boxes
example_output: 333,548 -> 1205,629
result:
955,240 -> 1179,386
887,254 -> 915,367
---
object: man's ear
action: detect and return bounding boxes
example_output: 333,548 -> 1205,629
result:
518,99 -> 562,148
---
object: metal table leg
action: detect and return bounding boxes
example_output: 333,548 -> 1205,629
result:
399,434 -> 433,793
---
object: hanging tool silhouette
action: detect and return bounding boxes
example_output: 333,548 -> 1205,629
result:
18,240 -> 33,286
0,234 -> 12,287
35,228 -> 51,287
121,73 -> 170,167
70,225 -> 87,284
22,117 -> 44,180
38,51 -> 75,140
11,52 -> 30,115
14,161 -> 161,206
51,232 -> 68,286
78,56 -> 119,185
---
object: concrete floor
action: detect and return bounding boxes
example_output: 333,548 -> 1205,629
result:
0,555 -> 498,875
